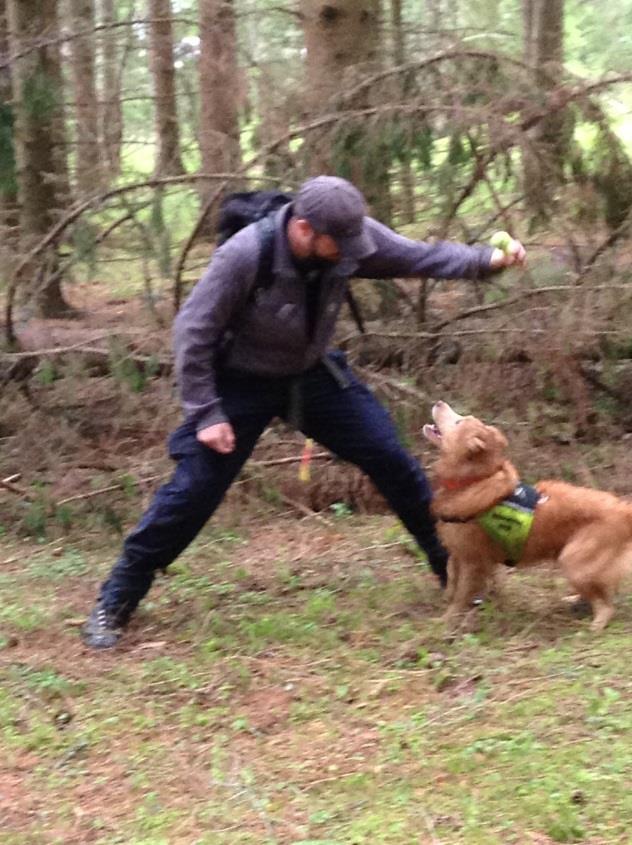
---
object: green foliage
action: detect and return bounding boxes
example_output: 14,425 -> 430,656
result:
23,68 -> 59,121
411,124 -> 435,172
591,128 -> 632,230
108,338 -> 148,393
10,665 -> 76,698
96,505 -> 125,535
26,548 -> 88,580
566,0 -> 632,74
71,219 -> 99,276
119,473 -> 139,498
448,132 -> 469,167
150,190 -> 172,277
0,102 -> 17,197
23,494 -> 49,538
0,600 -> 48,631
330,501 -> 352,519
34,359 -> 60,385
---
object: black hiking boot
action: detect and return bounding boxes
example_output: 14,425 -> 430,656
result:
81,602 -> 129,649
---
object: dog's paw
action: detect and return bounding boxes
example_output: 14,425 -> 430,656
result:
561,594 -> 591,617
442,605 -> 484,637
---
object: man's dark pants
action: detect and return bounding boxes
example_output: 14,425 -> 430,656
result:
98,352 -> 447,617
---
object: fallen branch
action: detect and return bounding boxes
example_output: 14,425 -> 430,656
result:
252,452 -> 330,468
56,474 -> 167,507
355,366 -> 428,402
278,492 -> 334,525
9,451 -> 333,510
5,333 -> 130,359
0,345 -> 173,383
0,476 -> 32,499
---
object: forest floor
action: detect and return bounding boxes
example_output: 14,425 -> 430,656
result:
1,514 -> 632,845
2,277 -> 632,843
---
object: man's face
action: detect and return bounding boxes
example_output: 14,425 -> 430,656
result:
289,218 -> 342,263
311,232 -> 341,262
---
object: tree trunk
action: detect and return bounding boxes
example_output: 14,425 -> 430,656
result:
256,68 -> 295,180
148,0 -> 184,175
427,0 -> 440,26
198,0 -> 241,230
0,0 -> 18,234
391,0 -> 414,222
445,0 -> 459,27
300,0 -> 392,223
99,0 -> 123,176
69,0 -> 103,195
522,0 -> 568,222
7,0 -> 73,317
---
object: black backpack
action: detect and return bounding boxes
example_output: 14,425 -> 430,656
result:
216,190 -> 365,334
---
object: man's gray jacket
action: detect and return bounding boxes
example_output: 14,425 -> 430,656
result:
174,204 -> 495,431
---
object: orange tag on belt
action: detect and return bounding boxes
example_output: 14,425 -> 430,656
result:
298,438 -> 314,482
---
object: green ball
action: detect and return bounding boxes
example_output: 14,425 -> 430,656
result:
490,230 -> 512,253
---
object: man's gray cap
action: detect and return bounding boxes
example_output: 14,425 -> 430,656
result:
294,175 -> 376,260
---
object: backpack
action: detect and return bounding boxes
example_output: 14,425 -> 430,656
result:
216,190 -> 365,334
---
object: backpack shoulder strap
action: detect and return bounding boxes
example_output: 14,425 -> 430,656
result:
219,212 -> 278,353
345,288 -> 365,334
254,212 -> 276,291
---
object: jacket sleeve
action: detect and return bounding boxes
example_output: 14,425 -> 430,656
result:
173,232 -> 258,430
355,217 -> 495,280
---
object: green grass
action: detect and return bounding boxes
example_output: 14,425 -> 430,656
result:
1,516 -> 631,844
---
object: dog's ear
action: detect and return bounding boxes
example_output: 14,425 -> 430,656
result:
491,427 -> 508,451
465,435 -> 487,457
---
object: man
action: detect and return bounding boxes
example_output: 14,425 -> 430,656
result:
82,175 -> 526,648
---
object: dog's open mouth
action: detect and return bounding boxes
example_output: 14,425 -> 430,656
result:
423,401 -> 466,447
422,422 -> 442,445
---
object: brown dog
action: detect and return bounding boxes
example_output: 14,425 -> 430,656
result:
423,401 -> 632,631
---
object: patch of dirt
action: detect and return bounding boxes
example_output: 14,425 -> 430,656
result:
0,763 -> 40,832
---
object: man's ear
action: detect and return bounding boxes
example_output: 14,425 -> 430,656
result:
294,217 -> 315,238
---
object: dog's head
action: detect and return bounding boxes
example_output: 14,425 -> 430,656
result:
423,400 -> 508,478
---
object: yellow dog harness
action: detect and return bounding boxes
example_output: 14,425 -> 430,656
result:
476,483 -> 541,565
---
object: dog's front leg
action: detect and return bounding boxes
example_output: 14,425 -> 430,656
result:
444,557 -> 488,618
444,555 -> 456,603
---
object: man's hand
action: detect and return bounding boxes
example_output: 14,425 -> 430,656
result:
196,422 -> 235,453
489,235 -> 527,270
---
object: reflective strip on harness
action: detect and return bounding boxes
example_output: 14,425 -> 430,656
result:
476,483 -> 540,565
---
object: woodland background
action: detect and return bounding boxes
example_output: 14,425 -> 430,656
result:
1,0 -> 632,530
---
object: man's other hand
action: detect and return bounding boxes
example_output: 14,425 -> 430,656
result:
196,422 -> 236,453
489,238 -> 526,270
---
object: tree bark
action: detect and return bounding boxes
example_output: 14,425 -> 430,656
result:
99,0 -> 123,176
391,0 -> 414,222
69,0 -> 103,195
522,0 -> 568,221
300,0 -> 392,223
198,0 -> 241,227
256,68 -> 295,179
148,0 -> 184,176
0,0 -> 18,233
7,0 -> 73,317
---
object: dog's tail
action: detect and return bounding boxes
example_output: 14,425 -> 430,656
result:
615,507 -> 632,582
626,501 -> 632,533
